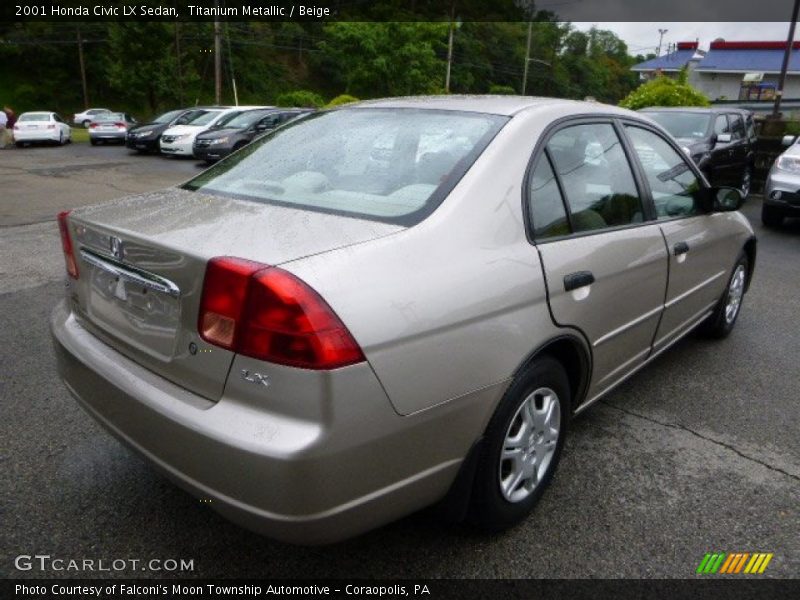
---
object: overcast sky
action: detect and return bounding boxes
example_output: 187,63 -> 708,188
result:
572,22 -> 795,56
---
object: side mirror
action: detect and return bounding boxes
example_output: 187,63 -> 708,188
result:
715,133 -> 732,144
696,186 -> 743,213
782,134 -> 797,147
714,187 -> 743,211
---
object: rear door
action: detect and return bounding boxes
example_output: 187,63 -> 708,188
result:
623,124 -> 731,351
528,120 -> 669,400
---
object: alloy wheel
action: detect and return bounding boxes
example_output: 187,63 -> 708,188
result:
499,387 -> 561,503
725,264 -> 746,324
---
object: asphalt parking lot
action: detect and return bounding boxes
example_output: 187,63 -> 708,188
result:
0,143 -> 798,579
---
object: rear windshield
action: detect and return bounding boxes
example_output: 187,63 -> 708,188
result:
188,110 -> 224,126
19,113 -> 51,122
183,108 -> 507,225
95,113 -> 125,122
643,111 -> 711,140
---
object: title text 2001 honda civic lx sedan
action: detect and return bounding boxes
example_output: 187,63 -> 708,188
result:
52,96 -> 756,544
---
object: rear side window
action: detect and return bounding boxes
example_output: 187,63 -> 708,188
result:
625,126 -> 702,219
528,155 -> 569,239
545,123 -> 644,232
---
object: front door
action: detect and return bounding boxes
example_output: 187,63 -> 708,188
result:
623,124 -> 731,351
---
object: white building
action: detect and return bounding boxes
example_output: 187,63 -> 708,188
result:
632,41 -> 800,103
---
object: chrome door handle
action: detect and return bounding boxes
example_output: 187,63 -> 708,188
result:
564,271 -> 595,292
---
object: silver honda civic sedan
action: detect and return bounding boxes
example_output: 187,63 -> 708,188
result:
51,96 -> 756,544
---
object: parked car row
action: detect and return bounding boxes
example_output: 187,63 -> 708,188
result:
127,105 -> 313,162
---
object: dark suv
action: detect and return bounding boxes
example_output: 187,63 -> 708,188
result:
639,107 -> 756,197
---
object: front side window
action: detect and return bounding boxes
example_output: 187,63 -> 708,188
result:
625,125 -> 703,219
184,108 -> 507,224
714,114 -> 729,136
729,114 -> 745,140
546,123 -> 643,232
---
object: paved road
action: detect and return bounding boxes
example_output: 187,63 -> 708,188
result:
1,145 -> 798,579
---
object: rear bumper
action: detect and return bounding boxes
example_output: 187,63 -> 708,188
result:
90,131 -> 126,141
50,301 -> 489,544
14,131 -> 59,142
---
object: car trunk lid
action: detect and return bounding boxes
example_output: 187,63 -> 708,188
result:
65,188 -> 402,401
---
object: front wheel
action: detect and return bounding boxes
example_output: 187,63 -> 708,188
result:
740,165 -> 751,199
699,253 -> 748,339
468,357 -> 570,533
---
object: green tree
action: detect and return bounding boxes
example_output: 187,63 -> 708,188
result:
314,22 -> 448,97
619,72 -> 710,110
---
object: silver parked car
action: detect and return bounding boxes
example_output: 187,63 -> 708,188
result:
762,134 -> 800,227
88,112 -> 137,145
52,96 -> 756,544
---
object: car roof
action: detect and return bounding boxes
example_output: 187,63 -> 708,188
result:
640,106 -> 752,115
349,95 -> 639,118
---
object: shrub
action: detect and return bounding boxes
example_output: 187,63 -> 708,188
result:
619,74 -> 710,110
489,84 -> 517,95
275,90 -> 325,108
326,94 -> 360,107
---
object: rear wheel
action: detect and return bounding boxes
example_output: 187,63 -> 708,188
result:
90,138 -> 98,146
761,204 -> 784,228
699,253 -> 748,339
58,132 -> 64,146
15,141 -> 24,148
468,357 -> 570,532
82,120 -> 91,128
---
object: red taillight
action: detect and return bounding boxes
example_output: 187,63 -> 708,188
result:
198,257 -> 364,370
114,122 -> 125,128
47,124 -> 56,129
89,123 -> 98,128
57,211 -> 79,279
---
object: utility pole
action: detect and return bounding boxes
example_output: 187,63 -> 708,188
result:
225,22 -> 238,106
522,21 -> 533,95
174,22 -> 184,106
657,28 -> 668,56
773,0 -> 800,118
214,1 -> 222,105
445,1 -> 455,93
76,26 -> 89,110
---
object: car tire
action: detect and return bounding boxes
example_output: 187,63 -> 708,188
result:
82,120 -> 91,128
699,252 -> 748,339
15,141 -> 24,148
90,139 -> 98,146
761,204 -> 784,228
58,132 -> 64,146
468,356 -> 570,533
740,165 -> 751,199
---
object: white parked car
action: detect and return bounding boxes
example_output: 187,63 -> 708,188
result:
159,106 -> 267,157
73,108 -> 112,128
13,112 -> 72,147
